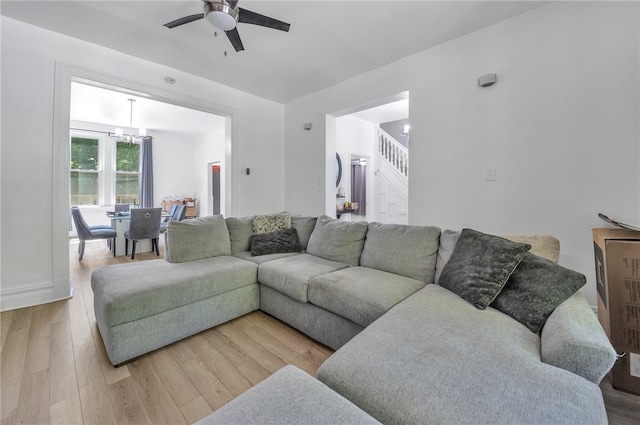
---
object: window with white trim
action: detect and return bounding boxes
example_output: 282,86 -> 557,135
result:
70,136 -> 99,205
114,141 -> 140,205
70,132 -> 141,206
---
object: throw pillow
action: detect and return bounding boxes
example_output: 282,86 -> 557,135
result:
253,213 -> 291,234
491,252 -> 586,333
250,228 -> 302,256
360,222 -> 441,283
165,215 -> 231,263
438,228 -> 531,309
306,215 -> 368,266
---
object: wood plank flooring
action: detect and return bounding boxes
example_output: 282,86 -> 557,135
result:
1,240 -> 333,425
1,238 -> 639,424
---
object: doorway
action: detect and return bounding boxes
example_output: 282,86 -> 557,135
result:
350,154 -> 368,221
68,80 -> 228,229
209,162 -> 222,215
328,91 -> 409,223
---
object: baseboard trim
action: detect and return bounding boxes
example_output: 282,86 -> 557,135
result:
0,281 -> 72,312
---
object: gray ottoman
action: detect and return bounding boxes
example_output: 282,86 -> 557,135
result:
91,256 -> 259,365
195,365 -> 380,425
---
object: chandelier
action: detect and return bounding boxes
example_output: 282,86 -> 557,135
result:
109,98 -> 149,145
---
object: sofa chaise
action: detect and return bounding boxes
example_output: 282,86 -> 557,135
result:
91,213 -> 617,424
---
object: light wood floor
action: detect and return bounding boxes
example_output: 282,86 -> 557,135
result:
1,240 -> 333,424
1,239 -> 639,424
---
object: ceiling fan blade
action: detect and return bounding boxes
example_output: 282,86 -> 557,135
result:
163,14 -> 205,29
225,28 -> 245,52
238,8 -> 290,32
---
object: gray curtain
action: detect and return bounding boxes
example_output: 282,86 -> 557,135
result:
140,137 -> 154,208
351,164 -> 366,216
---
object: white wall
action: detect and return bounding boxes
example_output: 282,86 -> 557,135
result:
285,1 -> 640,308
1,17 -> 285,311
153,130 -> 198,207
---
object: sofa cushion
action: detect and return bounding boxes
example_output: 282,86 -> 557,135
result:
541,292 -> 617,384
308,267 -> 426,327
233,250 -> 301,265
491,252 -> 586,333
306,215 -> 368,266
438,228 -> 530,309
434,229 -> 461,284
317,285 -> 609,425
165,215 -> 231,263
258,253 -> 349,303
250,228 -> 302,256
502,234 -> 560,263
291,215 -> 318,249
226,216 -> 253,254
195,365 -> 381,425
91,256 -> 257,326
253,213 -> 291,234
360,223 -> 440,283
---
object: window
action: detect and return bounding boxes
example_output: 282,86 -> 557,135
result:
70,136 -> 99,205
115,142 -> 140,204
69,132 -> 141,206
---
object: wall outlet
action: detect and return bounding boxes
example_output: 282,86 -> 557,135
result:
484,167 -> 496,181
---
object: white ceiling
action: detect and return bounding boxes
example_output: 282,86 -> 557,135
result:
70,80 -> 404,133
1,1 -> 548,104
70,82 -> 226,134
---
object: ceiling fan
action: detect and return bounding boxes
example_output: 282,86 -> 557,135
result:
163,0 -> 290,52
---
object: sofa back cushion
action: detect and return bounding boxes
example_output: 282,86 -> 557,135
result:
165,215 -> 231,263
360,223 -> 441,283
291,215 -> 317,249
306,215 -> 368,266
226,216 -> 253,254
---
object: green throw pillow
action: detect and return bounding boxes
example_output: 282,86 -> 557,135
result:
438,228 -> 531,309
491,252 -> 586,333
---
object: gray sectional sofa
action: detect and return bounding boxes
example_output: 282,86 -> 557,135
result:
91,213 -> 617,425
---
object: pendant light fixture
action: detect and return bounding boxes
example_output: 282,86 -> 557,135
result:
110,98 -> 148,145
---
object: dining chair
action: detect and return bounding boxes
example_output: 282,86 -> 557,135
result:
71,206 -> 117,261
125,207 -> 162,259
164,204 -> 178,222
159,204 -> 187,233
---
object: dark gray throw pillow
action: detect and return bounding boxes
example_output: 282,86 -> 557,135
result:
250,228 -> 302,256
438,228 -> 531,309
491,252 -> 586,333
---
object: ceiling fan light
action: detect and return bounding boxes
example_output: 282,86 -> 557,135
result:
205,2 -> 237,31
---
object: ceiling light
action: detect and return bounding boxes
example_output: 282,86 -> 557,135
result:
110,98 -> 149,145
204,1 -> 238,31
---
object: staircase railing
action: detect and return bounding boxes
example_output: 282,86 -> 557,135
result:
378,127 -> 408,179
